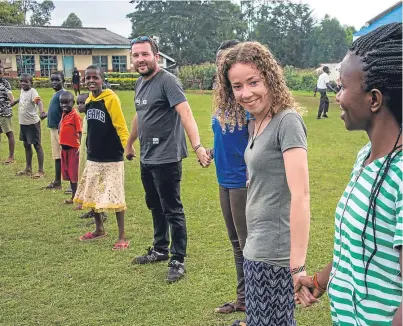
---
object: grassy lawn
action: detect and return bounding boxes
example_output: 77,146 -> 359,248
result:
0,89 -> 367,326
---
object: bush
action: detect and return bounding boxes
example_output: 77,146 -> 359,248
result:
178,63 -> 216,90
105,72 -> 140,78
6,77 -> 138,91
283,65 -> 318,91
177,63 -> 318,91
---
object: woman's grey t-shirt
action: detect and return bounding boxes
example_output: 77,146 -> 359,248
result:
243,108 -> 307,268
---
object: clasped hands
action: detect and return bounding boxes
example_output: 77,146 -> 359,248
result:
293,274 -> 326,308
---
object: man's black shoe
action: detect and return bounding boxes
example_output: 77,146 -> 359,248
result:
166,260 -> 185,283
133,247 -> 169,265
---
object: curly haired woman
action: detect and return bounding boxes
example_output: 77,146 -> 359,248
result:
214,41 -> 311,326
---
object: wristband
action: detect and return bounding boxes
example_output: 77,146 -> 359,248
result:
291,265 -> 306,275
312,273 -> 327,292
193,144 -> 202,152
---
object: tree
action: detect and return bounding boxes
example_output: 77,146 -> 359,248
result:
253,0 -> 316,68
344,25 -> 356,45
29,0 -> 54,26
0,1 -> 24,24
127,0 -> 246,65
305,15 -> 351,67
62,12 -> 83,27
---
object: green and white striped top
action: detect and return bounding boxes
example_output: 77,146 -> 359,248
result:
328,143 -> 402,326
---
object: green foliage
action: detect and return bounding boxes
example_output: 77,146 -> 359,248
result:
127,0 -> 354,69
177,63 -> 317,91
105,72 -> 140,79
178,63 -> 216,90
61,12 -> 83,28
283,66 -> 318,91
127,0 -> 246,65
6,77 -> 138,91
0,1 -> 24,24
29,0 -> 54,25
104,78 -> 138,90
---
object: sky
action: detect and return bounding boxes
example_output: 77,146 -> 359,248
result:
49,0 -> 400,38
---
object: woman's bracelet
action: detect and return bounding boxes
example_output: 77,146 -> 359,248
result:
312,273 -> 327,292
291,265 -> 306,275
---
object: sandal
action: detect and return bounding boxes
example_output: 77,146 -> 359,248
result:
32,172 -> 45,179
232,320 -> 247,326
3,158 -> 14,165
64,199 -> 74,204
215,301 -> 246,314
41,182 -> 62,190
16,170 -> 32,176
79,231 -> 108,241
112,240 -> 130,251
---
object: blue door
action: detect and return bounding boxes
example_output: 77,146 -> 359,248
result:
63,56 -> 74,78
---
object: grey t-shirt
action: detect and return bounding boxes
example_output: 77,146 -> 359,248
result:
135,69 -> 188,164
243,108 -> 307,268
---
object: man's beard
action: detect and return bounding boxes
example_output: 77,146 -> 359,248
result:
137,63 -> 156,77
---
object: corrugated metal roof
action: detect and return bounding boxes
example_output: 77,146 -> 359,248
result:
0,25 -> 130,46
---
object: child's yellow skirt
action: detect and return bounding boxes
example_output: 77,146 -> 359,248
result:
74,160 -> 126,213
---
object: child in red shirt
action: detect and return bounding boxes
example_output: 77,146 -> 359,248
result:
59,91 -> 82,204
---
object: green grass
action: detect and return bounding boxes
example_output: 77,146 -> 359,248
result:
0,89 -> 367,326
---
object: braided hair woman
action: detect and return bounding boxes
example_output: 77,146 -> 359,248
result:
295,22 -> 402,326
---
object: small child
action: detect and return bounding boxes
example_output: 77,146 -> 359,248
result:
15,73 -> 46,178
74,65 -> 129,250
59,91 -> 82,204
76,93 -> 89,184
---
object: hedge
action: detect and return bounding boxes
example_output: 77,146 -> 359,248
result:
283,66 -> 318,91
176,63 -> 321,92
178,63 -> 216,90
5,77 -> 138,91
105,72 -> 140,78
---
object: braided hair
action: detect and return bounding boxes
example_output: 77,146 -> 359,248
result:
350,23 -> 402,302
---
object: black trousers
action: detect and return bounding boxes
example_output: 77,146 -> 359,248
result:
140,161 -> 187,261
317,89 -> 329,117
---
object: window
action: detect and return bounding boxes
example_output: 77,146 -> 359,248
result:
16,55 -> 35,76
40,56 -> 58,77
112,56 -> 127,72
92,56 -> 108,72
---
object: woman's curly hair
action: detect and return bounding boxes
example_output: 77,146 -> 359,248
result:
213,41 -> 302,132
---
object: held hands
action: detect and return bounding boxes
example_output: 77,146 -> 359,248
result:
294,274 -> 325,308
196,146 -> 211,167
125,145 -> 136,161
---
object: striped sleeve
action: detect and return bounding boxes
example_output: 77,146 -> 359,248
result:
394,187 -> 403,248
105,94 -> 129,149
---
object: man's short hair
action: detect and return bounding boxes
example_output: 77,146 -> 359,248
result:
131,36 -> 159,54
323,66 -> 330,73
